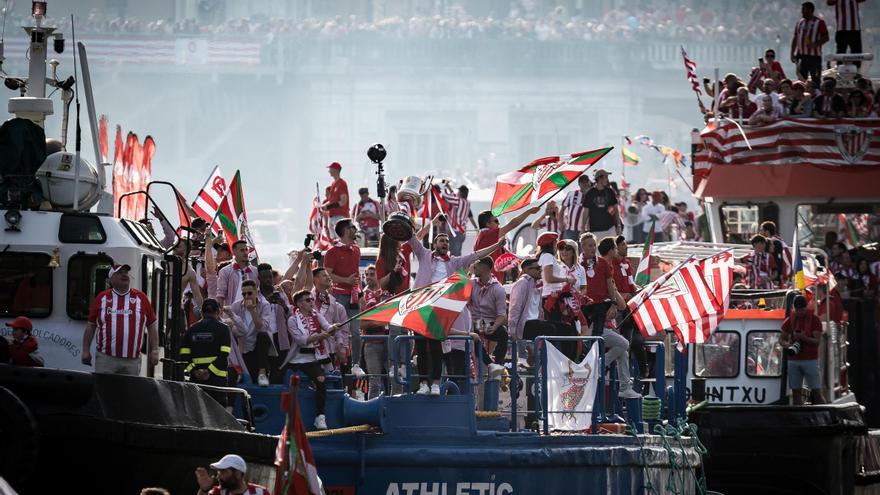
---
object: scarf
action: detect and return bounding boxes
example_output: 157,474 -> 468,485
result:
233,262 -> 252,273
295,308 -> 326,355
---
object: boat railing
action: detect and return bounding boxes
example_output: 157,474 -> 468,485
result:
175,378 -> 258,431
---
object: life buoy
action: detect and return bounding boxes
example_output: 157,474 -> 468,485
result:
0,386 -> 40,488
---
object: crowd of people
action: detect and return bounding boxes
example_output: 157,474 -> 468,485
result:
22,0 -> 875,45
705,1 -> 878,124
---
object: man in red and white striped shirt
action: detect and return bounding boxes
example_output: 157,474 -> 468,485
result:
827,0 -> 865,68
791,2 -> 830,83
441,184 -> 477,256
560,175 -> 590,241
82,263 -> 158,375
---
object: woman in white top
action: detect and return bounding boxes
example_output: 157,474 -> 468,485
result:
537,231 -> 575,302
556,239 -> 586,294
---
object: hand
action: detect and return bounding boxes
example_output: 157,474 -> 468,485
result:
221,307 -> 234,318
328,324 -> 339,334
566,275 -> 576,286
606,305 -> 619,319
495,238 -> 507,250
81,349 -> 92,366
149,348 -> 160,366
244,299 -> 256,311
793,330 -> 803,341
195,467 -> 215,492
344,273 -> 358,285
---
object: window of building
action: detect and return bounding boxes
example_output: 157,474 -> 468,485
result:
694,331 -> 740,378
0,253 -> 52,318
59,213 -> 106,244
67,254 -> 113,320
746,331 -> 784,378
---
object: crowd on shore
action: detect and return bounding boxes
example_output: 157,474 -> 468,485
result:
16,0 -> 874,45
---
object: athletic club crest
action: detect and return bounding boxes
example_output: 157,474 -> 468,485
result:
835,126 -> 872,164
397,283 -> 451,315
532,160 -> 563,189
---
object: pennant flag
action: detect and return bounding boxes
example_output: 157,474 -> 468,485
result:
635,220 -> 655,286
192,166 -> 227,225
838,213 -> 861,247
623,135 -> 633,145
628,252 -> 731,348
275,380 -> 323,495
681,46 -> 708,114
622,147 -> 640,166
793,243 -> 805,290
98,115 -> 109,163
358,269 -> 473,340
112,126 -> 124,217
308,194 -> 333,251
546,341 -> 599,432
490,147 -> 613,216
216,171 -> 259,264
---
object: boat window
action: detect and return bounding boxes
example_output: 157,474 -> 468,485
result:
67,254 -> 113,320
59,213 -> 106,244
0,253 -> 52,318
795,203 -> 880,249
718,203 -> 779,244
746,331 -> 784,378
694,331 -> 740,378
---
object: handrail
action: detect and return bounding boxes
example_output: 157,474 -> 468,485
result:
189,382 -> 256,432
391,335 -> 484,394
533,336 -> 605,435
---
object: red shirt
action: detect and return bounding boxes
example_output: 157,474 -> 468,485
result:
325,178 -> 349,217
323,242 -> 361,296
781,312 -> 823,360
10,335 -> 42,367
583,256 -> 612,301
474,227 -> 506,279
352,199 -> 381,229
88,288 -> 157,359
375,243 -> 412,294
613,257 -> 636,295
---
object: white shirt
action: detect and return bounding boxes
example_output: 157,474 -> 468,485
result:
525,287 -> 541,322
641,202 -> 667,233
563,261 -> 586,289
540,252 -> 566,297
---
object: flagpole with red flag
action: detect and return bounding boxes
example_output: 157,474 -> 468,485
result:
275,376 -> 323,495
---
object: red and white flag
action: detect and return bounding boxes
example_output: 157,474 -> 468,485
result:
681,46 -> 707,114
191,165 -> 227,226
308,194 -> 332,251
628,252 -> 732,348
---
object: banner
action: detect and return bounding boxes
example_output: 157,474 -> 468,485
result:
546,341 -> 599,432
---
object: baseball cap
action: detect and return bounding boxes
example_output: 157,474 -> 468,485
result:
108,263 -> 131,277
536,231 -> 559,248
5,316 -> 33,333
593,169 -> 610,179
210,454 -> 247,473
792,295 -> 808,309
358,187 -> 369,195
327,162 -> 342,171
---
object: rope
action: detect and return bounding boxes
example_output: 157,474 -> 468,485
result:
642,396 -> 662,421
306,424 -> 374,438
625,422 -> 660,495
475,410 -> 504,418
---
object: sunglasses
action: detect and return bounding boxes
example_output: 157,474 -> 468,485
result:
241,291 -> 255,296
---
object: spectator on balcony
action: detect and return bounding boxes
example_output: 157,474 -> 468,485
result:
791,2 -> 829,83
827,0 -> 865,68
813,80 -> 847,117
848,89 -> 873,117
749,96 -> 783,126
759,49 -> 787,82
725,87 -> 758,122
788,81 -> 815,116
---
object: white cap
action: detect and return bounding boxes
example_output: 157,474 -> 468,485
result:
210,454 -> 247,473
108,263 -> 131,278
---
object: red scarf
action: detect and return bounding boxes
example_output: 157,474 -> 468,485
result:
233,262 -> 252,273
295,308 -> 326,355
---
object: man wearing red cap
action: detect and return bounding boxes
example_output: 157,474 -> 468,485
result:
322,162 -> 349,239
82,263 -> 158,375
6,316 -> 43,367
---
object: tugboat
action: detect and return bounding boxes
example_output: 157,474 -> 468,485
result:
0,4 -> 707,495
677,75 -> 880,495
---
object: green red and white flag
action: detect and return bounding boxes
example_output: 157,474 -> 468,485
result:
622,147 -> 640,166
357,269 -> 473,340
635,219 -> 655,286
838,213 -> 861,247
274,378 -> 323,495
215,170 -> 259,264
490,147 -> 613,216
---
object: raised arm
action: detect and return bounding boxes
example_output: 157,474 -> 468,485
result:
500,205 -> 540,237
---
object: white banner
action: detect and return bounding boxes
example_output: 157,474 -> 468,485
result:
546,341 -> 599,431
